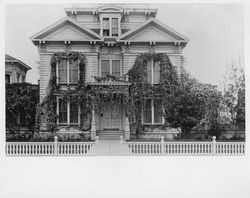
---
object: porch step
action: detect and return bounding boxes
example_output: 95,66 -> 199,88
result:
96,130 -> 124,140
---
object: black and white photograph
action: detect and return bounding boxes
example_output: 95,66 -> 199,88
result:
2,1 -> 249,198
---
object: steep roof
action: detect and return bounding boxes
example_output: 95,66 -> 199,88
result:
5,54 -> 31,70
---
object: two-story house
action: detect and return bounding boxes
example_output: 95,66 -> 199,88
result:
31,5 -> 189,141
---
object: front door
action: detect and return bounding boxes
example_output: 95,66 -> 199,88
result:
100,105 -> 122,130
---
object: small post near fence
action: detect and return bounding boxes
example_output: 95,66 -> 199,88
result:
161,135 -> 165,155
120,136 -> 124,155
95,136 -> 99,144
54,136 -> 58,156
212,136 -> 216,155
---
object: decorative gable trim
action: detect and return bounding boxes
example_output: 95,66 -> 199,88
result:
30,17 -> 103,44
117,18 -> 189,43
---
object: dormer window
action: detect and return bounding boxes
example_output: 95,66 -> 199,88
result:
101,14 -> 121,37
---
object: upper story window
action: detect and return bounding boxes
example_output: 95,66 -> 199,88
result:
101,15 -> 121,37
5,74 -> 10,84
146,60 -> 160,84
100,59 -> 121,77
57,59 -> 79,84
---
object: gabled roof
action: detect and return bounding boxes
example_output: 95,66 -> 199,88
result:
117,18 -> 189,43
30,17 -> 103,43
5,54 -> 31,70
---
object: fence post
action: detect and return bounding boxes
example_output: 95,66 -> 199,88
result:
120,136 -> 124,155
54,136 -> 58,156
212,136 -> 216,155
161,135 -> 165,155
95,136 -> 99,144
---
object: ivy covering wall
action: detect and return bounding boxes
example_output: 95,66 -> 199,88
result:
39,51 -> 220,137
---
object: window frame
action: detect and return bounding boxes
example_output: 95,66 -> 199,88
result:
99,58 -> 122,77
57,98 -> 80,126
5,74 -> 11,84
142,99 -> 164,125
100,14 -> 121,37
147,59 -> 160,84
56,59 -> 80,85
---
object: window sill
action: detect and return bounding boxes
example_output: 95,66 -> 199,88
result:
142,123 -> 163,125
57,83 -> 79,85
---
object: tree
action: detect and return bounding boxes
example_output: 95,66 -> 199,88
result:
164,67 -> 221,137
220,60 -> 245,125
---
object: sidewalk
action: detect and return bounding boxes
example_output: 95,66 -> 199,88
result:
88,140 -> 131,156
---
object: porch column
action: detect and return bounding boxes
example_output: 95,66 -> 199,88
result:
91,109 -> 96,140
125,116 -> 130,140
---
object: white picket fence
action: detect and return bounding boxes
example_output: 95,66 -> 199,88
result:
5,136 -> 245,156
5,137 -> 95,156
124,136 -> 245,156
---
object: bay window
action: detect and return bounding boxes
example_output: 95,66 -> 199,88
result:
143,99 -> 163,124
100,59 -> 121,77
57,59 -> 79,84
146,60 -> 160,84
58,98 -> 79,125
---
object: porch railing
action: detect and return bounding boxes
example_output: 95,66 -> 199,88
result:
123,136 -> 245,156
5,136 -> 95,156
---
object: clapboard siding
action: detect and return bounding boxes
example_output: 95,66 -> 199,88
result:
39,54 -> 52,102
127,44 -> 181,54
45,43 -> 94,53
123,54 -> 137,74
45,25 -> 92,40
129,26 -> 174,42
168,55 -> 183,76
85,54 -> 99,82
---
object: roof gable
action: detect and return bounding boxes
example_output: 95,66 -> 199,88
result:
118,18 -> 189,42
128,26 -> 175,42
30,17 -> 102,42
43,24 -> 93,41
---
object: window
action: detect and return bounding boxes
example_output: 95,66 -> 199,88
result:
102,17 -> 120,37
111,18 -> 119,36
100,59 -> 121,77
103,18 -> 110,36
17,109 -> 26,126
146,60 -> 160,84
17,73 -> 20,83
22,75 -> 25,83
143,99 -> 163,124
58,98 -> 79,125
5,74 -> 10,84
57,59 -> 79,84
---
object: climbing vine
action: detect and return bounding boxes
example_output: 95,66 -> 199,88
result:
39,51 -> 218,137
127,53 -> 180,134
6,83 -> 39,134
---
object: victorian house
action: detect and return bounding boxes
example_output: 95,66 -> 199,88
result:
31,5 -> 189,140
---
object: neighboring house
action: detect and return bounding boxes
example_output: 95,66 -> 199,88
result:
5,54 -> 31,84
5,54 -> 38,137
30,5 -> 189,140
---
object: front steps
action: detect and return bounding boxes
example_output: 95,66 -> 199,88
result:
96,130 -> 124,140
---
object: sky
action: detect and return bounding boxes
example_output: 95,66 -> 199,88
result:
5,3 -> 244,88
